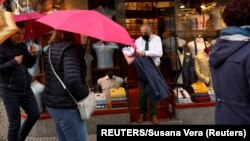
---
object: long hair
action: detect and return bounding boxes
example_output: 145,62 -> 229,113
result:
48,30 -> 81,45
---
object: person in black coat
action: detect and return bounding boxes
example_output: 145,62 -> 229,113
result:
0,22 -> 40,141
43,30 -> 89,141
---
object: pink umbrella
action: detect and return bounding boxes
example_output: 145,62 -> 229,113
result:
14,12 -> 45,22
14,12 -> 52,39
36,10 -> 134,46
0,0 -> 5,5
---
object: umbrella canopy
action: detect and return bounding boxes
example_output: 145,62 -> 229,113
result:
36,10 -> 134,46
14,12 -> 45,22
14,12 -> 51,40
0,10 -> 19,44
0,0 -> 5,5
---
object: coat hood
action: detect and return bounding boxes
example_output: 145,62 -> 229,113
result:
209,26 -> 250,68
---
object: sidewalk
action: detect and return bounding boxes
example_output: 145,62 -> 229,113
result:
25,134 -> 97,141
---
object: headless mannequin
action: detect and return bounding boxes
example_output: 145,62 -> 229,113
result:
92,41 -> 118,69
194,51 -> 212,87
189,8 -> 210,30
187,36 -> 211,58
162,32 -> 187,71
210,6 -> 224,30
162,35 -> 187,53
97,72 -> 123,108
97,72 -> 123,90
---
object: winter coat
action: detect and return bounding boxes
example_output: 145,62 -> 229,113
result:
209,26 -> 250,124
0,42 -> 36,92
43,42 -> 89,108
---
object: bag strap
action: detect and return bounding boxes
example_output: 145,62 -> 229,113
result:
194,38 -> 198,56
48,45 -> 78,105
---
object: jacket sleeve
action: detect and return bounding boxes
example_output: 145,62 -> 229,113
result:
0,51 -> 19,73
20,44 -> 37,68
63,45 -> 89,101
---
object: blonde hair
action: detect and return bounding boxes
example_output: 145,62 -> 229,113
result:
48,30 -> 81,44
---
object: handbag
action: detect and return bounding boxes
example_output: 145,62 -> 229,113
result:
48,46 -> 96,120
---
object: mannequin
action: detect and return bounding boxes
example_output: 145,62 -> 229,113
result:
162,32 -> 187,53
189,8 -> 210,30
194,51 -> 212,87
175,45 -> 195,93
162,32 -> 186,71
97,72 -> 123,108
187,35 -> 211,58
210,6 -> 225,30
92,41 -> 118,69
97,72 -> 123,90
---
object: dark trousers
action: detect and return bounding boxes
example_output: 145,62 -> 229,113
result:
1,88 -> 40,141
139,83 -> 157,116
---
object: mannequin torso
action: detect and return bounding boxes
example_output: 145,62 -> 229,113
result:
194,52 -> 212,87
189,13 -> 210,30
162,36 -> 186,53
210,6 -> 224,30
187,37 -> 211,58
97,75 -> 124,90
92,41 -> 118,69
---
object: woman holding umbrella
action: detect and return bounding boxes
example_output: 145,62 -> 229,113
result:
42,30 -> 89,141
0,22 -> 40,141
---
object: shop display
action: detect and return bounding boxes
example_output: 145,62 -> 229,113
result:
210,5 -> 226,30
187,36 -> 211,58
189,12 -> 210,30
94,93 -> 106,109
194,52 -> 212,86
97,73 -> 124,108
173,87 -> 192,103
92,41 -> 118,69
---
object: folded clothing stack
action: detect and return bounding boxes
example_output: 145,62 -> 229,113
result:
110,87 -> 128,107
94,93 -> 106,109
191,93 -> 211,103
173,87 -> 192,103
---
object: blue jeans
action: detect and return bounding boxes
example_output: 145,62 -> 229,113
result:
46,107 -> 88,141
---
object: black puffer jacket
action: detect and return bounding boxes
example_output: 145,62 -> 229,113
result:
43,42 -> 89,108
0,42 -> 36,92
